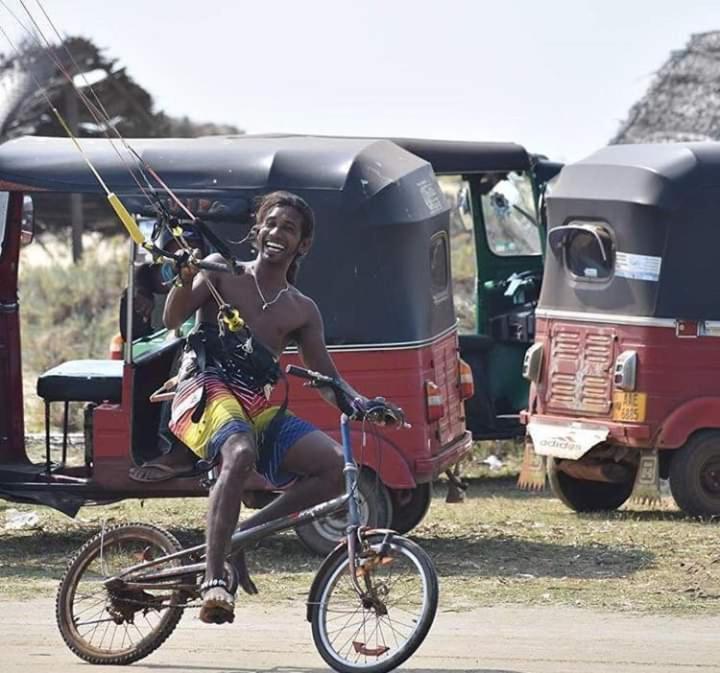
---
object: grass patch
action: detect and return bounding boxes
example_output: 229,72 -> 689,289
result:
19,235 -> 128,432
1,476 -> 719,615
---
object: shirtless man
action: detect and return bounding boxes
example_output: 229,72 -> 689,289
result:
164,191 -> 390,624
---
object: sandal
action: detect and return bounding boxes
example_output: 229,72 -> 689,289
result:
199,578 -> 235,624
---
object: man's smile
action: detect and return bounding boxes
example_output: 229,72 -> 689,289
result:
262,239 -> 287,257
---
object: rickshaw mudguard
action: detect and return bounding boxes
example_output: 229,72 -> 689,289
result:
305,530 -> 400,622
0,485 -> 85,517
348,430 -> 415,490
654,397 -> 720,449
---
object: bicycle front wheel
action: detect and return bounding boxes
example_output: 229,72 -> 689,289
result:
56,523 -> 187,665
310,534 -> 438,673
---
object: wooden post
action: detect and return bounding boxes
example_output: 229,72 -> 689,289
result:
65,87 -> 84,262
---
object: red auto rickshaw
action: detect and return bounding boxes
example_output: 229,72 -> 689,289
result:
0,134 -> 473,552
523,142 -> 720,516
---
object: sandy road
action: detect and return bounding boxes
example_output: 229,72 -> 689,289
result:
1,599 -> 719,673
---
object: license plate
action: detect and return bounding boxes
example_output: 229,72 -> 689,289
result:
612,391 -> 647,422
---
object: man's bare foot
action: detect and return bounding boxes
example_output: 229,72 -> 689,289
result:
199,586 -> 235,624
128,448 -> 197,483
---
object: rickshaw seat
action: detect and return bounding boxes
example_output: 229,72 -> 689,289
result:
36,359 -> 123,473
37,359 -> 123,403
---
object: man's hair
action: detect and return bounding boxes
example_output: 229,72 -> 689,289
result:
251,191 -> 315,285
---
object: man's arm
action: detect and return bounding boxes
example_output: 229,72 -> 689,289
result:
295,299 -> 361,410
163,253 -> 222,330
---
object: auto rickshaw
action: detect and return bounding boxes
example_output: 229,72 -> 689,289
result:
107,137 -> 561,442
522,142 -> 720,516
393,139 -> 561,440
0,134 -> 473,553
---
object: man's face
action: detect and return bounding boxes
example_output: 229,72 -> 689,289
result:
256,205 -> 310,262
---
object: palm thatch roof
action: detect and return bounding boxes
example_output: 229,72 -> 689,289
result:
612,31 -> 720,144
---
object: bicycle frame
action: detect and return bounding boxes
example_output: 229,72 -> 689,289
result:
105,413 -> 362,590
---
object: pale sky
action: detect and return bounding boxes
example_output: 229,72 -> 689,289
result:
3,0 -> 720,162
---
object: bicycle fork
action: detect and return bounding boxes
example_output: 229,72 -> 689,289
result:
340,413 -> 392,600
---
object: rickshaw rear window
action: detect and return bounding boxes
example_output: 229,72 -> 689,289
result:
566,227 -> 614,280
430,232 -> 450,300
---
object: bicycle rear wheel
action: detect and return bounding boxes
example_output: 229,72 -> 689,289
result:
56,523 -> 187,665
310,533 -> 438,673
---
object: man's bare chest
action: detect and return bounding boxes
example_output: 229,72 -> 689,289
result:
210,274 -> 303,352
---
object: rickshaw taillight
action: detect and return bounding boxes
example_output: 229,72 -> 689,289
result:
613,350 -> 638,391
523,343 -> 544,382
425,381 -> 445,422
457,358 -> 474,400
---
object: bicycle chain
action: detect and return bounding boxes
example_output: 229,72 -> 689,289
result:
107,590 -> 202,611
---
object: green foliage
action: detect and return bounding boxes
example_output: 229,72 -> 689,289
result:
19,236 -> 128,430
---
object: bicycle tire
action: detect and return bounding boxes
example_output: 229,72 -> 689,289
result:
310,533 -> 438,673
56,523 -> 186,665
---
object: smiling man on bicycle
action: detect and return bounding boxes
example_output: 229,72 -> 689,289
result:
163,190 -> 401,624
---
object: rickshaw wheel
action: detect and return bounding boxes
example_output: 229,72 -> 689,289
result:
390,483 -> 432,534
296,469 -> 392,556
547,457 -> 634,512
669,432 -> 720,517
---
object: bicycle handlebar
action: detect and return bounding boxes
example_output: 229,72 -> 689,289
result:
286,365 -> 350,395
152,245 -> 239,276
285,365 -> 409,428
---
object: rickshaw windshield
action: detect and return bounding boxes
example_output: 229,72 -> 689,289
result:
0,192 -> 9,257
439,176 -> 477,333
481,171 -> 541,257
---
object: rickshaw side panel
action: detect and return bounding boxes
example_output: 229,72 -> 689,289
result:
278,328 -> 471,489
655,398 -> 720,449
0,192 -> 26,464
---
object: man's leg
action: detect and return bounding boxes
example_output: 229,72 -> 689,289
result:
226,430 -> 343,591
200,430 -> 257,623
236,430 -> 344,531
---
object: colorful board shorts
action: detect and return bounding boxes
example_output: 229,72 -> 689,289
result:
169,366 -> 317,488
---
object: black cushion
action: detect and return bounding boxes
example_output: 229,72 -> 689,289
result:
37,359 -> 123,403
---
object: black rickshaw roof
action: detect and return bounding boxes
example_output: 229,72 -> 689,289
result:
388,137 -> 531,174
541,141 -> 720,321
0,134 -> 456,345
551,142 -> 720,207
0,134 -> 429,196
0,134 -> 532,194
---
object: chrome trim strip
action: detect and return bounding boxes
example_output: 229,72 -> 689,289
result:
703,322 -> 720,337
284,323 -> 458,353
535,308 -> 675,328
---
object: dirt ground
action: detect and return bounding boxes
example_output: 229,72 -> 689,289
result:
2,474 -> 720,671
3,476 -> 720,615
2,599 -> 719,673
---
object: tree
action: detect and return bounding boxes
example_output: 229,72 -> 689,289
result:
0,37 -> 243,260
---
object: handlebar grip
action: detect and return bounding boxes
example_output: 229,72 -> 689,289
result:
195,259 -> 234,274
285,365 -> 336,386
286,365 -> 315,380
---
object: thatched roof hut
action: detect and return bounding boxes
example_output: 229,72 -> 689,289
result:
612,31 -> 720,144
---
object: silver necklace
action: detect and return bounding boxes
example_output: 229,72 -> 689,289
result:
251,267 -> 289,311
